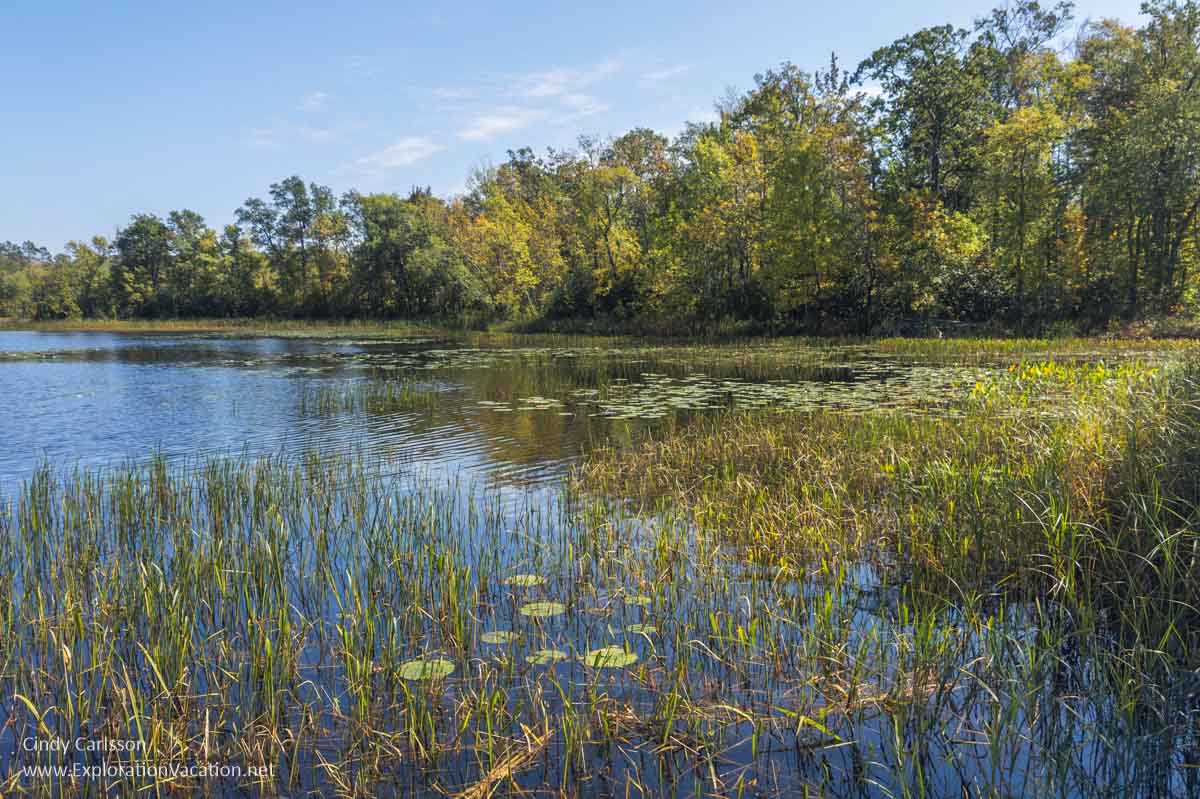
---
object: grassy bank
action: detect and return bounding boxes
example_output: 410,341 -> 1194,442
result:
584,360 -> 1200,587
0,317 -> 456,338
7,315 -> 1200,379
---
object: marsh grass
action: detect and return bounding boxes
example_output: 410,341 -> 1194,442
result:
8,315 -> 1199,358
581,357 -> 1200,794
297,378 -> 444,416
3,348 -> 1200,797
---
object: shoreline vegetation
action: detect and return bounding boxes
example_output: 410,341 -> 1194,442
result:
0,316 -> 450,339
3,335 -> 1200,795
6,313 -> 1200,344
3,1 -> 1200,337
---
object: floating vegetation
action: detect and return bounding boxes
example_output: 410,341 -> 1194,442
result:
12,330 -> 1195,493
481,366 -> 993,420
481,630 -> 519,645
626,623 -> 657,635
504,574 -> 544,588
526,648 -> 569,665
399,658 -> 456,682
583,646 -> 639,669
517,395 -> 565,411
624,594 -> 652,606
519,600 -> 566,618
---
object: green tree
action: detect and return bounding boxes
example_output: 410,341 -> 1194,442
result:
1075,0 -> 1200,315
856,25 -> 988,210
111,214 -> 172,316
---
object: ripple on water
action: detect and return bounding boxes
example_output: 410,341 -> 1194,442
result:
0,330 -> 1082,488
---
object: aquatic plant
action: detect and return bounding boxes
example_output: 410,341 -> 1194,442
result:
297,376 -> 442,415
582,646 -> 638,669
399,658 -> 456,681
519,601 -> 566,618
3,347 -> 1200,797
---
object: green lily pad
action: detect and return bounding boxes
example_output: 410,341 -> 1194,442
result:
624,595 -> 652,606
398,658 -> 455,681
627,623 -> 658,635
520,601 -> 566,618
481,630 -> 519,645
583,646 -> 638,669
526,648 -> 569,665
505,574 -> 544,588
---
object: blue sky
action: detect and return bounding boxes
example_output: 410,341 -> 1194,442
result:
3,0 -> 1145,249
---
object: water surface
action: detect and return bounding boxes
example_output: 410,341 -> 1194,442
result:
0,330 -> 991,488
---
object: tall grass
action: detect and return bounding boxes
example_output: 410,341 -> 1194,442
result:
583,360 -> 1200,592
296,378 -> 443,416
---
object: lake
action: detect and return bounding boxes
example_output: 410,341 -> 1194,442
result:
1,329 -> 1194,798
0,330 -> 992,487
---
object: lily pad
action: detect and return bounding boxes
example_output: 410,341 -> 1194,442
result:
520,601 -> 566,618
627,623 -> 658,635
526,648 -> 569,665
505,574 -> 544,588
481,630 -> 519,645
398,658 -> 455,681
583,646 -> 638,669
624,595 -> 652,606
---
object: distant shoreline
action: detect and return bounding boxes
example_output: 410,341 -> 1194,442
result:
4,314 -> 1200,343
2,311 -> 1200,350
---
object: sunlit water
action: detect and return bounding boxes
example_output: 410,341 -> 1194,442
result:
0,330 -> 992,490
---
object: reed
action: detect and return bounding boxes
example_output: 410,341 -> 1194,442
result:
296,378 -> 443,416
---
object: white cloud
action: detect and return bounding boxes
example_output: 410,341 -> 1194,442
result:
246,118 -> 365,148
457,107 -> 548,141
512,59 -> 622,99
560,93 -> 604,112
552,94 -> 609,124
642,64 -> 692,83
520,68 -> 577,99
299,90 -> 331,111
344,137 -> 445,174
298,120 -> 367,144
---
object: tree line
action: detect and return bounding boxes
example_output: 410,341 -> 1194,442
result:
3,0 -> 1198,333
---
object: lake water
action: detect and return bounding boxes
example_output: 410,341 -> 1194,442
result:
0,330 -> 990,490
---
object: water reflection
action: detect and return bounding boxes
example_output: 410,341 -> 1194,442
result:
1,330 -> 993,489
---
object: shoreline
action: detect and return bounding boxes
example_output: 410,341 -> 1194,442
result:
4,315 -> 1200,346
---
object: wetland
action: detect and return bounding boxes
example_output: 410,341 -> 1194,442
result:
2,328 -> 1199,798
